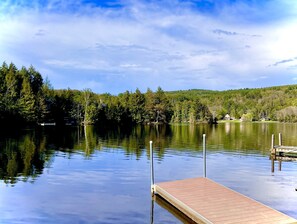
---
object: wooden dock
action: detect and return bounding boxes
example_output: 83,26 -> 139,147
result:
153,177 -> 297,224
271,145 -> 297,155
270,133 -> 297,156
273,155 -> 297,162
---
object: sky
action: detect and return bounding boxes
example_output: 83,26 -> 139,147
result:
1,0 -> 297,94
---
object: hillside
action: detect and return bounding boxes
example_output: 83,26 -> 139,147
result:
166,85 -> 297,122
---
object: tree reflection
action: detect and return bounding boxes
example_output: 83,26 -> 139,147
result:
83,125 -> 101,157
0,134 -> 50,185
2,122 -> 297,185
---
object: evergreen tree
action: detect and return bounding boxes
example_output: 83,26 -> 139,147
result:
5,63 -> 20,103
130,89 -> 145,123
28,65 -> 43,95
18,77 -> 36,122
144,88 -> 155,123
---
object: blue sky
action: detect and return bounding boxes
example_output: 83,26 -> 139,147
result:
1,0 -> 297,94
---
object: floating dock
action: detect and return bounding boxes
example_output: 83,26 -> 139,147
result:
150,136 -> 297,224
153,177 -> 297,224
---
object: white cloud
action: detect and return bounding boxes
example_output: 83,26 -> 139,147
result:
1,0 -> 297,93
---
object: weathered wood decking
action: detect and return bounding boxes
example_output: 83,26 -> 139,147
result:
274,155 -> 297,162
153,177 -> 297,224
271,145 -> 297,155
270,133 -> 297,156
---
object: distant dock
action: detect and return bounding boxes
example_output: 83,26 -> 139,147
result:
271,133 -> 297,156
271,146 -> 297,155
270,133 -> 297,172
150,137 -> 297,224
39,122 -> 56,126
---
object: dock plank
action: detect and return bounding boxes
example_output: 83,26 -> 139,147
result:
154,177 -> 297,224
273,146 -> 297,154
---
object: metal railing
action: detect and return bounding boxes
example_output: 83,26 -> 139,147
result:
150,134 -> 207,193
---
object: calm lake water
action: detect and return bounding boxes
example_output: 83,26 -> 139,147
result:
1,123 -> 297,223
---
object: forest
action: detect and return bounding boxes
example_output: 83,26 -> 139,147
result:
1,61 -> 297,126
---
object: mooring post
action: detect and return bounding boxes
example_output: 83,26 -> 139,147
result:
150,140 -> 155,194
271,134 -> 275,152
271,157 -> 275,173
279,133 -> 282,146
150,196 -> 154,224
278,160 -> 282,171
203,134 -> 206,178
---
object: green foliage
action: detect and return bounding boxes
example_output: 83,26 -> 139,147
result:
130,89 -> 146,123
241,112 -> 253,122
170,99 -> 211,124
167,85 -> 297,123
2,61 -> 297,125
144,87 -> 171,123
0,62 -> 46,125
276,106 -> 297,122
18,77 -> 36,122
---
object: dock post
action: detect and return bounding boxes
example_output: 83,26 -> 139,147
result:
271,134 -> 275,154
203,134 -> 206,178
278,160 -> 282,171
271,157 -> 275,173
150,141 -> 155,194
279,133 -> 282,146
150,196 -> 154,224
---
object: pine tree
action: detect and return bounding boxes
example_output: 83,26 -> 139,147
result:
130,89 -> 145,123
18,77 -> 36,122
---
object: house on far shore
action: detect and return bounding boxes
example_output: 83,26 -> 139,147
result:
260,117 -> 270,121
224,114 -> 231,120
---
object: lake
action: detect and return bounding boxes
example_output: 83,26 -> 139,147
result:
1,122 -> 297,223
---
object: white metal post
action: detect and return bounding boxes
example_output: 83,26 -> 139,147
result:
203,134 -> 206,178
150,141 -> 155,193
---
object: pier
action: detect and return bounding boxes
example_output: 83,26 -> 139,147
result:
150,136 -> 297,224
271,133 -> 297,156
272,146 -> 297,155
270,133 -> 297,172
154,178 -> 296,224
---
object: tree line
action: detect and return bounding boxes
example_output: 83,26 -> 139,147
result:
1,61 -> 297,125
167,86 -> 297,122
0,62 -> 212,126
0,62 -> 45,124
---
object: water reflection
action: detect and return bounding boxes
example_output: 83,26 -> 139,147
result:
1,123 -> 297,222
151,195 -> 196,224
2,123 -> 297,185
0,133 -> 51,185
150,198 -> 154,224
